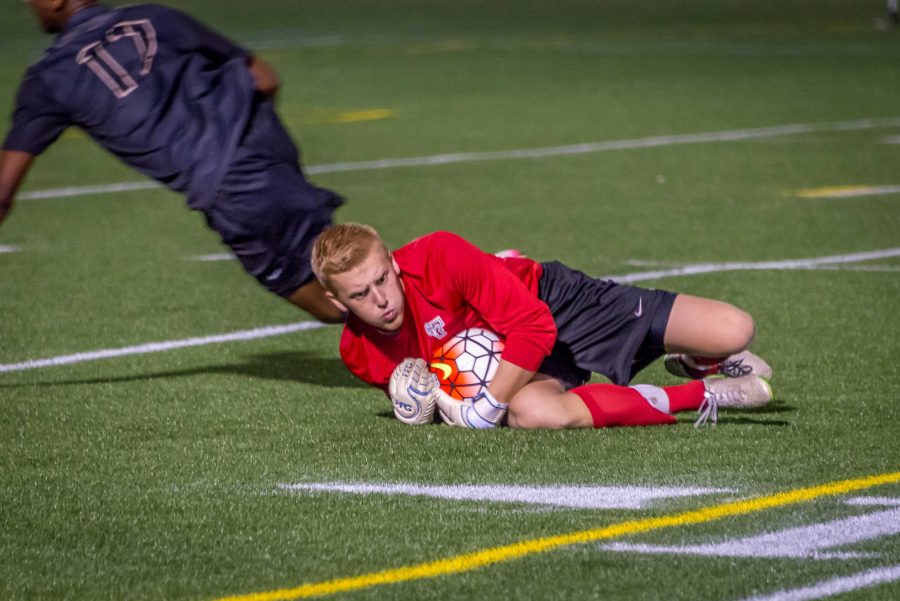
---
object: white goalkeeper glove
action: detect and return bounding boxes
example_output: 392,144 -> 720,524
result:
388,358 -> 438,425
434,388 -> 508,429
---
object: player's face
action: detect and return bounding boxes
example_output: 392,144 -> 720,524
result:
326,247 -> 405,332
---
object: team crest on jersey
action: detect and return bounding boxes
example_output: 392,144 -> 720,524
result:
424,316 -> 447,339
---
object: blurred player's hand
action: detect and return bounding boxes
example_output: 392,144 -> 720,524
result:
435,388 -> 508,429
388,358 -> 437,425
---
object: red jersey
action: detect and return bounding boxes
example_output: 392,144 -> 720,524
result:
340,231 -> 557,393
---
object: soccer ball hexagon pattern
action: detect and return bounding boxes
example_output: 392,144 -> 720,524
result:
430,328 -> 505,401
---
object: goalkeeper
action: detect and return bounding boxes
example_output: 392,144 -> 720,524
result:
311,223 -> 774,429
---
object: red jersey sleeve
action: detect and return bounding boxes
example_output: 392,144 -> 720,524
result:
428,232 -> 556,371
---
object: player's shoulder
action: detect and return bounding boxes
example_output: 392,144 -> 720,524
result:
426,230 -> 469,247
394,231 -> 482,280
400,230 -> 472,256
103,3 -> 194,26
392,231 -> 452,268
114,3 -> 176,16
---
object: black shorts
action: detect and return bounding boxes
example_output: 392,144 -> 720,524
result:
204,98 -> 344,297
537,261 -> 677,388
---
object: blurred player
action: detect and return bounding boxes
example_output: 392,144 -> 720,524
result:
311,224 -> 774,430
0,0 -> 344,322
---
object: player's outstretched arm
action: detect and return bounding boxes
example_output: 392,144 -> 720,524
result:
247,56 -> 280,98
0,150 -> 35,226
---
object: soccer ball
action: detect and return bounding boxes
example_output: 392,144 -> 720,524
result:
429,328 -> 505,401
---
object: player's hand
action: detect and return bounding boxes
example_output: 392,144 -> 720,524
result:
388,358 -> 438,425
434,388 -> 508,429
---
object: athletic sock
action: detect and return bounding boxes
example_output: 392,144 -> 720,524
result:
663,380 -> 707,413
572,381 -> 708,428
572,383 -> 676,428
688,355 -> 722,366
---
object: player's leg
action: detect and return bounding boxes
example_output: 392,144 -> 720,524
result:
509,375 -> 772,429
287,279 -> 345,323
662,294 -> 772,379
208,99 -> 345,322
507,375 -> 729,429
663,294 -> 755,355
507,376 -> 593,429
536,261 -> 771,385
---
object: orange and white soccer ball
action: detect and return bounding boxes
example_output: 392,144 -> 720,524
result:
429,328 -> 505,401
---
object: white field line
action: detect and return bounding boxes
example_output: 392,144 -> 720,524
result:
243,34 -> 897,58
19,180 -> 160,200
0,321 -> 326,374
627,260 -> 900,274
279,482 -> 732,510
602,498 -> 900,559
736,564 -> 900,601
188,253 -> 236,262
16,117 -> 900,202
607,248 -> 900,284
0,245 -> 21,254
1,247 -> 897,374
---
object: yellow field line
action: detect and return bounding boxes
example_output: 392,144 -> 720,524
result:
284,109 -> 395,126
214,471 -> 900,601
796,185 -> 900,199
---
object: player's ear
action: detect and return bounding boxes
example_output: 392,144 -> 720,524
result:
324,290 -> 348,313
391,254 -> 401,275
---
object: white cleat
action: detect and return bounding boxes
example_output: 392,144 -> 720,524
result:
665,350 -> 773,380
695,375 -> 773,427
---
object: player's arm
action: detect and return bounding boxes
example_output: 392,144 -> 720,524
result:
0,150 -> 35,226
429,233 -> 557,428
433,359 -> 536,429
488,360 -> 536,405
247,56 -> 280,98
160,7 -> 280,98
446,234 -> 556,404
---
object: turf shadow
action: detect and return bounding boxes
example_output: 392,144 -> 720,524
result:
701,401 -> 796,426
0,352 -> 366,389
710,416 -> 792,426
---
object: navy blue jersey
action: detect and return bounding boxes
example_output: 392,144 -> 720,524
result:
3,4 -> 256,210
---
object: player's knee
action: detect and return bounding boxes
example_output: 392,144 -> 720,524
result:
720,307 -> 756,353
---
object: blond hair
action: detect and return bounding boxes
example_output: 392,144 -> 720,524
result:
311,223 -> 390,292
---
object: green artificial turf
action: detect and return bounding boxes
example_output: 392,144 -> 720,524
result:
1,1 -> 899,600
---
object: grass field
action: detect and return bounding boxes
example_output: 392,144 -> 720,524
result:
1,1 -> 899,600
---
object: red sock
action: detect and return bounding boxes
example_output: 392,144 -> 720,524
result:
572,384 -> 676,428
572,381 -> 707,428
689,355 -> 721,367
665,380 -> 707,413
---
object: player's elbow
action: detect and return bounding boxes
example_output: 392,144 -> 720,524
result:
248,56 -> 280,97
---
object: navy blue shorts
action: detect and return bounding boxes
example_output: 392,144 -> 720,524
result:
204,98 -> 344,297
537,261 -> 677,387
